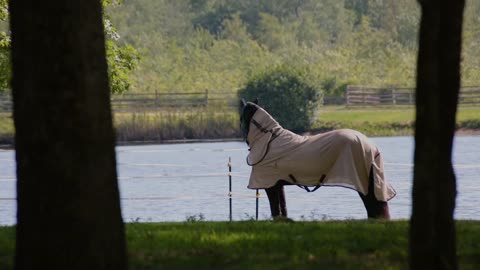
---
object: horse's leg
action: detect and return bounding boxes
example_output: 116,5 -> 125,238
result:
358,167 -> 391,219
265,185 -> 281,217
278,184 -> 288,217
265,181 -> 288,218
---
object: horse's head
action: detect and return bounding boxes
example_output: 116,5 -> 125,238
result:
239,98 -> 259,144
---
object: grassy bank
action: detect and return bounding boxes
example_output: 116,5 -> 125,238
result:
114,107 -> 241,143
0,113 -> 14,145
1,106 -> 479,145
314,106 -> 480,136
0,107 -> 242,145
1,220 -> 479,269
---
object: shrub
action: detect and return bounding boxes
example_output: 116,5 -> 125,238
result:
237,66 -> 321,132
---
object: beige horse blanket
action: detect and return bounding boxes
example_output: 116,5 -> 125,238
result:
246,107 -> 396,202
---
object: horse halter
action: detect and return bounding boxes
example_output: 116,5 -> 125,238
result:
250,119 -> 278,138
246,118 -> 279,166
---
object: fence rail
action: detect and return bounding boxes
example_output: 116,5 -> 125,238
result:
110,90 -> 238,111
0,93 -> 11,112
343,85 -> 480,106
0,90 -> 239,113
1,85 -> 480,112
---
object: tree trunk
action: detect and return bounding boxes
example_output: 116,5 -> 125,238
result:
410,1 -> 465,269
10,1 -> 126,270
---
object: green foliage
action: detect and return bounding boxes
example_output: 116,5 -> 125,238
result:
92,0 -> 480,94
192,4 -> 235,36
0,31 -> 10,92
3,0 -> 479,95
321,77 -> 350,97
0,0 -> 9,92
0,0 -> 7,22
102,0 -> 122,8
0,0 -> 139,94
106,41 -> 140,94
219,13 -> 251,44
238,66 -> 320,132
254,12 -> 293,51
102,1 -> 141,94
107,0 -> 421,95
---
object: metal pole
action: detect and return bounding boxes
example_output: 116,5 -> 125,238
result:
256,189 -> 259,220
228,157 -> 232,221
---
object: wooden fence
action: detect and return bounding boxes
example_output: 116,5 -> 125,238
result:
344,85 -> 480,106
345,86 -> 415,106
1,86 -> 480,112
0,92 -> 11,112
110,90 -> 237,111
0,90 -> 238,113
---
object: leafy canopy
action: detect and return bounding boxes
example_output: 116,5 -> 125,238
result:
238,66 -> 321,132
0,0 -> 139,94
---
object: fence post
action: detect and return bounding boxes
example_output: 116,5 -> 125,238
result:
345,85 -> 350,106
228,157 -> 232,221
255,189 -> 259,221
391,88 -> 397,105
204,89 -> 209,107
362,87 -> 366,105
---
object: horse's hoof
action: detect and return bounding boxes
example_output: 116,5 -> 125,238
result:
272,216 -> 294,223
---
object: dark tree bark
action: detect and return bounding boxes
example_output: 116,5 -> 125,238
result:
410,1 -> 465,269
10,1 -> 126,270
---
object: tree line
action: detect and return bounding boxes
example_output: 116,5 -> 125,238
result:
108,0 -> 480,96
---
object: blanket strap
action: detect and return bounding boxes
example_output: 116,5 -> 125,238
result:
289,174 -> 326,193
246,119 -> 279,166
251,119 -> 279,138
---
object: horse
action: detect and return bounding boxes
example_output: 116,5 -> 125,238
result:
239,99 -> 396,219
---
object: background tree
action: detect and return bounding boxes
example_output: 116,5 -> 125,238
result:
0,0 -> 139,94
103,0 -> 480,93
0,0 -> 10,91
10,0 -> 126,269
103,0 -> 140,94
238,66 -> 320,132
410,1 -> 465,269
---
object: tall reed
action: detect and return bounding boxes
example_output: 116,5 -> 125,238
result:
113,106 -> 241,142
0,113 -> 14,145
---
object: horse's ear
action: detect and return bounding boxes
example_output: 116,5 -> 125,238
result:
254,98 -> 259,105
240,98 -> 247,108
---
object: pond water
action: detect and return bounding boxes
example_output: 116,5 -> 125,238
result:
1,136 -> 480,225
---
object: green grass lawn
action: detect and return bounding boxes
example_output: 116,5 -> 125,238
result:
318,106 -> 415,123
314,106 -> 480,136
1,220 -> 480,270
318,105 -> 480,123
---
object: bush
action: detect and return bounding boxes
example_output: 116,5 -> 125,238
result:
237,66 -> 321,132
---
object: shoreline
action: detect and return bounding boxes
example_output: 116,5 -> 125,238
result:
115,137 -> 244,147
1,128 -> 479,150
455,128 -> 480,136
